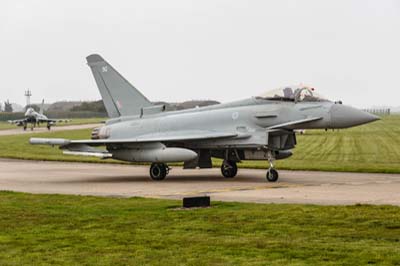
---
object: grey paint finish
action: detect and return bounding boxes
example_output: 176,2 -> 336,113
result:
30,54 -> 380,181
86,54 -> 152,118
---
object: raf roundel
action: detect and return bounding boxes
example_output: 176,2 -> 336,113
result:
232,112 -> 239,120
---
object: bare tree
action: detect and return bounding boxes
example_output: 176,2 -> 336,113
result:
4,100 -> 13,113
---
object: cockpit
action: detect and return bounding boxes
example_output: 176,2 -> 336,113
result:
24,107 -> 35,116
256,85 -> 329,103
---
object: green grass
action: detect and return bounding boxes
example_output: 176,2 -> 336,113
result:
0,116 -> 399,173
0,117 -> 105,130
254,115 -> 400,173
0,122 -> 23,130
0,192 -> 399,265
0,129 -> 114,163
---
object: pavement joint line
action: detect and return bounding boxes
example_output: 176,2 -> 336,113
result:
155,183 -> 304,197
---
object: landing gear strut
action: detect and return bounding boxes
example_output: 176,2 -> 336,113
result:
149,163 -> 169,181
221,160 -> 238,178
47,123 -> 51,130
266,155 -> 279,182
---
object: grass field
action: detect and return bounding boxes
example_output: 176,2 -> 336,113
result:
262,115 -> 400,173
0,117 -> 105,130
0,116 -> 399,173
0,192 -> 399,265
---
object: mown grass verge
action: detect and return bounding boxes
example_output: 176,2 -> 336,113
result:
0,116 -> 399,173
0,191 -> 399,265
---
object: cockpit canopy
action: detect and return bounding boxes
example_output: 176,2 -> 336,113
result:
25,107 -> 35,116
257,85 -> 329,102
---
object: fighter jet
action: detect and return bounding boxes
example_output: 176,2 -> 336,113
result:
30,54 -> 380,182
9,100 -> 67,130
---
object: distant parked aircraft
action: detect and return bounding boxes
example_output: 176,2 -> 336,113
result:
30,54 -> 379,182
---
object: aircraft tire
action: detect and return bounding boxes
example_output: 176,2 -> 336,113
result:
221,160 -> 238,178
266,168 -> 279,182
150,163 -> 167,181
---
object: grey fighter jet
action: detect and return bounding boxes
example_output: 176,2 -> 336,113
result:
30,54 -> 379,182
9,100 -> 67,130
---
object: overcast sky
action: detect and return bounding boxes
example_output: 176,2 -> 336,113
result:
1,0 -> 399,108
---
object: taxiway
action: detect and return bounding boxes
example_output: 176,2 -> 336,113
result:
1,159 -> 399,205
0,124 -> 101,136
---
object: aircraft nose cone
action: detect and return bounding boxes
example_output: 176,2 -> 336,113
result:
330,104 -> 380,128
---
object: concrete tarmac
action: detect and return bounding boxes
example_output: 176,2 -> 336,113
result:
1,159 -> 399,205
0,124 -> 101,136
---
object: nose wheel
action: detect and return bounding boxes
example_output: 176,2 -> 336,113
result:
221,160 -> 238,178
150,163 -> 169,181
266,154 -> 279,182
266,168 -> 279,182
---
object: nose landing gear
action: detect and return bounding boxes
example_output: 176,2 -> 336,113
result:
266,168 -> 279,182
266,155 -> 279,182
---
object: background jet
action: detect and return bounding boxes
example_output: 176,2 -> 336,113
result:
30,54 -> 379,182
9,99 -> 69,130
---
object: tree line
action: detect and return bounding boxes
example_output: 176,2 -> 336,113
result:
0,100 -> 13,112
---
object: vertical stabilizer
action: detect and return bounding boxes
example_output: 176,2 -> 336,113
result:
39,99 -> 44,115
86,54 -> 152,118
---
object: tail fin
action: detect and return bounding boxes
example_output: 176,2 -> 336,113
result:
86,54 -> 152,118
40,99 -> 44,115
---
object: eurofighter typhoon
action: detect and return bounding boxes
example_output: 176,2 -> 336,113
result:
30,54 -> 379,182
9,99 -> 68,130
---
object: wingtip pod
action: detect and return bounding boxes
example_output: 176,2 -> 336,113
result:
86,54 -> 104,64
29,138 -> 71,146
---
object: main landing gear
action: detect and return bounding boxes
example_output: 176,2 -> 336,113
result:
221,160 -> 238,178
149,163 -> 169,181
47,122 -> 51,130
22,122 -> 33,131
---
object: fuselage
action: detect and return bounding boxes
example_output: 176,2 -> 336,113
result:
24,108 -> 48,122
97,97 -> 377,152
